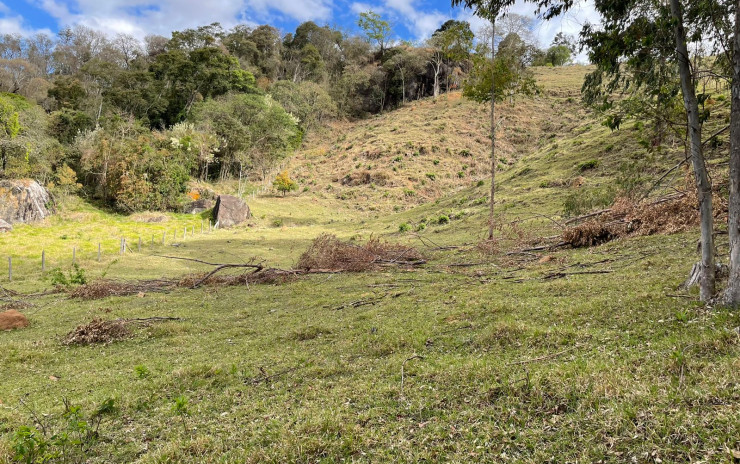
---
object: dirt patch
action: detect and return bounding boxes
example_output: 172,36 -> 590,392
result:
63,318 -> 130,345
0,309 -> 29,330
297,234 -> 424,271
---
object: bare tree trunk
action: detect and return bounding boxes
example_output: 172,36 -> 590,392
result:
724,6 -> 740,306
487,16 -> 497,241
671,0 -> 715,301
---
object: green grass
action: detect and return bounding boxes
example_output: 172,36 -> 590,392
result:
1,65 -> 739,463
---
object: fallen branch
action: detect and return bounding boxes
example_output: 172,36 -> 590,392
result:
400,355 -> 424,398
542,270 -> 613,280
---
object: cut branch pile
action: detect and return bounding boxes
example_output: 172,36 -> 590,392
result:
562,192 -> 720,248
297,234 -> 425,271
68,279 -> 178,300
63,317 -> 182,345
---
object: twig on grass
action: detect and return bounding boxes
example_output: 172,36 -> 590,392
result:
400,354 -> 424,399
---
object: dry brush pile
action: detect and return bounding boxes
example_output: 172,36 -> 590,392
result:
561,191 -> 726,248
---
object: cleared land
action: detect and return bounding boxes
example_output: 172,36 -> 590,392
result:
1,66 -> 738,463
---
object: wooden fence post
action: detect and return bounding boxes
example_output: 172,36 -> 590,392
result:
42,250 -> 45,272
8,257 -> 11,282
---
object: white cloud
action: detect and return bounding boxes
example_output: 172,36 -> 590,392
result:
25,0 -> 332,40
0,2 -> 9,14
0,12 -> 54,37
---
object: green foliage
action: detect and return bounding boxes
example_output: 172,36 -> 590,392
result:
398,222 -> 411,232
463,46 -> 538,103
269,81 -> 337,131
437,214 -> 450,224
48,264 -> 87,287
357,11 -> 392,54
134,365 -> 151,379
273,171 -> 298,196
11,398 -> 117,464
577,159 -> 599,171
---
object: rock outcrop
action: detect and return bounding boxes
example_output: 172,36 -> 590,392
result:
0,310 -> 29,331
213,195 -> 250,228
0,179 -> 54,224
0,219 -> 11,233
183,199 -> 214,215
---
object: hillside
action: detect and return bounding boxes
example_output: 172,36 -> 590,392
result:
1,66 -> 739,463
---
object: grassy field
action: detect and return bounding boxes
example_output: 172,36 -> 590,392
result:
1,66 -> 739,463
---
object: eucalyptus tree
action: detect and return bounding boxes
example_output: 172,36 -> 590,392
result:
451,0 -> 517,240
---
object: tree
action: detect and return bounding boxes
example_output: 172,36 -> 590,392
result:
0,94 -> 21,173
576,0 -> 717,301
358,11 -> 392,57
432,20 -> 474,92
451,0 -> 517,240
725,3 -> 740,306
273,171 -> 298,196
545,44 -> 571,66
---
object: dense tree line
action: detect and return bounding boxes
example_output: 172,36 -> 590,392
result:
0,12 -> 573,213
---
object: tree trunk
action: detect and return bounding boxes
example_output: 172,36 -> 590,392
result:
487,16 -> 497,241
670,0 -> 715,301
724,5 -> 740,306
433,68 -> 440,99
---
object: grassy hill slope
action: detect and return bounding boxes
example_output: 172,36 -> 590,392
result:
1,66 -> 738,463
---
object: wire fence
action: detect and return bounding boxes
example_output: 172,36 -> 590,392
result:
5,218 -> 222,283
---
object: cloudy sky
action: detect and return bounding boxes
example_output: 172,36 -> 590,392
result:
2,0 -> 598,49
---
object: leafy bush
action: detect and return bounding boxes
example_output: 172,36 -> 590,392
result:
273,171 -> 298,196
398,222 -> 411,232
437,215 -> 450,225
48,264 -> 87,287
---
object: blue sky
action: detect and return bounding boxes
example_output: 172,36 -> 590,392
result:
1,0 -> 598,49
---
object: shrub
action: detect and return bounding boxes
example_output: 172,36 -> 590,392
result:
577,159 -> 599,171
437,215 -> 450,225
48,264 -> 87,287
398,222 -> 411,233
273,171 -> 298,196
426,173 -> 436,181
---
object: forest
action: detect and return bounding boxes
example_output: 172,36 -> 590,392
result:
0,12 -> 573,212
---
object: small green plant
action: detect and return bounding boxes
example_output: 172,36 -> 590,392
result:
403,189 -> 415,197
457,171 -> 465,178
433,159 -> 440,165
172,395 -> 190,434
675,311 -> 689,323
476,180 -> 485,187
425,173 -> 436,181
48,264 -> 87,287
459,149 -> 472,157
134,365 -> 150,379
394,156 -> 402,162
272,219 -> 284,227
398,222 -> 411,233
415,222 -> 426,232
437,215 -> 450,225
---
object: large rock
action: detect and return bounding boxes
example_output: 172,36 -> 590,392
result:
183,199 -> 214,215
0,179 -> 54,224
0,219 -> 11,233
213,195 -> 250,228
0,310 -> 28,331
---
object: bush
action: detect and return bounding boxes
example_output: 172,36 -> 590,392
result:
273,171 -> 298,196
577,159 -> 599,171
398,222 -> 411,232
437,215 -> 450,225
